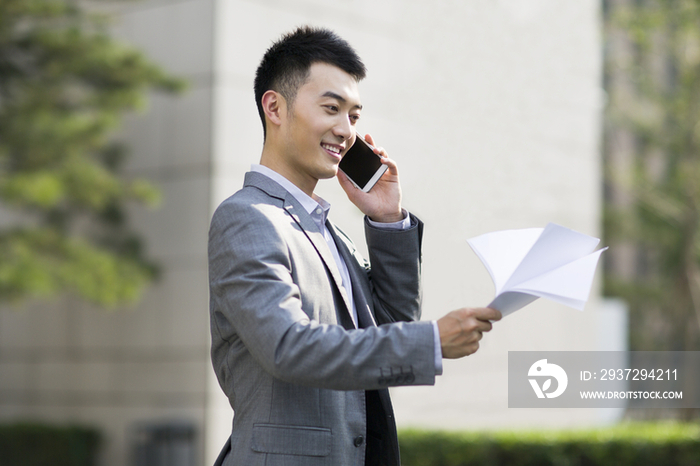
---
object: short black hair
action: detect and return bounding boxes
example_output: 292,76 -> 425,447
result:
254,26 -> 367,138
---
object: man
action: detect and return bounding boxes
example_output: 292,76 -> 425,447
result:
209,26 -> 501,466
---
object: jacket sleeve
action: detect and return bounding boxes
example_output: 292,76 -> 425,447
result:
364,213 -> 424,325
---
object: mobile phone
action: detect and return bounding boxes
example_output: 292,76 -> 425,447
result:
339,135 -> 388,192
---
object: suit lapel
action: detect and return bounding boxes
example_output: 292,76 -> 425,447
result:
327,223 -> 377,329
282,200 -> 355,326
244,171 -> 356,329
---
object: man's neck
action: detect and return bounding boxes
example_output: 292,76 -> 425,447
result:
259,149 -> 317,197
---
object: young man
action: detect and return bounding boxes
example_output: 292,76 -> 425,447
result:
209,26 -> 501,466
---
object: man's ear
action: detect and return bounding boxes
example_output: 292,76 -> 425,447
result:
261,90 -> 285,128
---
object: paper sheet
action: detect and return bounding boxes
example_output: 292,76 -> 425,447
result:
467,223 -> 607,316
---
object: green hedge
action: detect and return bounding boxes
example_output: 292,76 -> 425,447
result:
398,423 -> 700,466
0,423 -> 100,466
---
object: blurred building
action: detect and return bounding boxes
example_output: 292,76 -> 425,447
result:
0,1 -> 616,465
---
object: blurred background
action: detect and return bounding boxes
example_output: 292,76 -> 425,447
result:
0,0 -> 698,465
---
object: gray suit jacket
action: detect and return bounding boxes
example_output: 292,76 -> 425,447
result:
209,172 -> 436,466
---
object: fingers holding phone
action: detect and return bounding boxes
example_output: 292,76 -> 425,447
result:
363,135 -> 400,182
363,134 -> 386,159
338,133 -> 403,223
339,134 -> 388,192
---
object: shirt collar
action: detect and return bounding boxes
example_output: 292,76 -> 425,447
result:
251,164 -> 331,229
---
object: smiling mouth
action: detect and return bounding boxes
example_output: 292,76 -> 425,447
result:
321,143 -> 343,158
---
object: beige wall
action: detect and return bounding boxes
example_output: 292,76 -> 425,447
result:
211,0 -> 608,437
0,1 -> 608,465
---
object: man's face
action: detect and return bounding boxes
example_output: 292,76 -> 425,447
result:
280,62 -> 362,191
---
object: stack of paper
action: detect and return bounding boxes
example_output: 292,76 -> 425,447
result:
467,223 -> 607,316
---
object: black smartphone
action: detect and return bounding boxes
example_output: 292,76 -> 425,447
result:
339,135 -> 388,192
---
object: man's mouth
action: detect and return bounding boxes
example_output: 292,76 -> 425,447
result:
321,143 -> 343,159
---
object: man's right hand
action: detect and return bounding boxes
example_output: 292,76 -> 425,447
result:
437,307 -> 502,359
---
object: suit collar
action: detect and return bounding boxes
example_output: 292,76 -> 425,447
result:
249,166 -> 317,209
243,170 -> 289,202
246,167 -> 332,226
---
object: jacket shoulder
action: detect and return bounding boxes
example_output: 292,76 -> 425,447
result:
211,183 -> 280,220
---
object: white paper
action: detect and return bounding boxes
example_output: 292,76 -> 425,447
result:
467,223 -> 607,316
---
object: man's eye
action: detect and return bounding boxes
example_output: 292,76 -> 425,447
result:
350,115 -> 360,124
325,105 -> 339,112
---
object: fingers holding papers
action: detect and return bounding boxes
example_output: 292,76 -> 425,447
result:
437,307 -> 502,359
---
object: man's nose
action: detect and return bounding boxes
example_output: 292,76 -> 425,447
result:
333,116 -> 353,141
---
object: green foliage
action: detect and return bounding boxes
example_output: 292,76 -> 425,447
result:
0,422 -> 100,466
604,0 -> 700,351
0,0 -> 184,307
398,423 -> 700,466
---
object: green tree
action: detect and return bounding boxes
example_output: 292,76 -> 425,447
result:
604,0 -> 700,352
0,0 -> 183,307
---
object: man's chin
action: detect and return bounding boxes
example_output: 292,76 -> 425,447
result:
318,166 -> 339,180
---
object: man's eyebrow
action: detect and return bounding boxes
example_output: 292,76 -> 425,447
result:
322,91 -> 362,110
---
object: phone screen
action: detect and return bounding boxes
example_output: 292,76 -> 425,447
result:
339,136 -> 387,191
